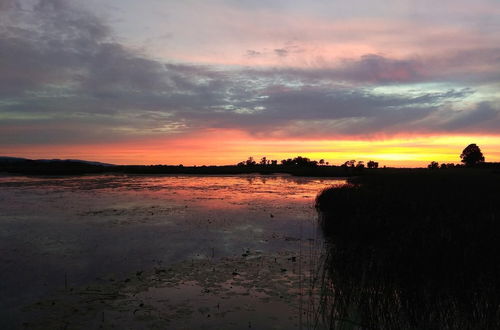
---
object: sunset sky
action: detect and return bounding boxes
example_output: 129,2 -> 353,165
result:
1,0 -> 499,166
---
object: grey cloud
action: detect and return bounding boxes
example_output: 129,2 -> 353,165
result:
171,86 -> 468,137
274,48 -> 288,57
259,88 -> 470,119
338,54 -> 423,83
0,0 -> 110,95
246,49 -> 262,57
442,102 -> 500,131
245,49 -> 500,85
0,0 -> 20,11
246,43 -> 305,60
0,0 -> 499,146
242,54 -> 424,84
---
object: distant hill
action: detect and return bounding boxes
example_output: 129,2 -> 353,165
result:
0,156 -> 114,166
0,156 -> 29,163
36,159 -> 115,166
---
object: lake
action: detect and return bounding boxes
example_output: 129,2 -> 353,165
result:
0,174 -> 345,329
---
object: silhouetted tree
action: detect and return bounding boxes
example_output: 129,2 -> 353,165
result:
460,144 -> 485,167
245,157 -> 256,166
260,157 -> 267,165
271,160 -> 278,165
428,161 -> 439,169
367,160 -> 379,169
295,156 -> 308,166
319,159 -> 325,165
356,161 -> 365,170
341,160 -> 356,168
280,156 -> 318,167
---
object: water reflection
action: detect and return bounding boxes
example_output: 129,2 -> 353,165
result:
0,174 -> 345,328
0,174 -> 345,210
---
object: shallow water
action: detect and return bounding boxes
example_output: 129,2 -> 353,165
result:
0,174 -> 345,328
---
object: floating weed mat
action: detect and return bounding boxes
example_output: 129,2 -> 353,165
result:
23,249 -> 327,329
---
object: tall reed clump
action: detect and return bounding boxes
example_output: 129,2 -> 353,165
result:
314,169 -> 500,330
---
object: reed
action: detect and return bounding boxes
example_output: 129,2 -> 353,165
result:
314,169 -> 500,329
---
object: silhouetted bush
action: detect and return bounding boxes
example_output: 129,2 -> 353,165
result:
367,160 -> 379,169
280,156 -> 318,167
427,161 -> 439,169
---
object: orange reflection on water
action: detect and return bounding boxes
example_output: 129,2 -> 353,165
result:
106,174 -> 347,210
0,174 -> 346,212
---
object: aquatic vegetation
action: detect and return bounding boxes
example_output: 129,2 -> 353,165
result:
24,250 -> 322,329
315,170 -> 500,329
0,174 -> 340,328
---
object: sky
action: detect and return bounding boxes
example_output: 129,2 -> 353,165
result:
1,0 -> 499,166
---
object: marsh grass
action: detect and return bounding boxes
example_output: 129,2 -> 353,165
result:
314,169 -> 500,329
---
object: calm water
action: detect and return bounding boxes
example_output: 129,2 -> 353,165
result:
0,174 -> 345,328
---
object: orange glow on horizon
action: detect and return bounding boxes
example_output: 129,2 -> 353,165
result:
3,130 -> 500,168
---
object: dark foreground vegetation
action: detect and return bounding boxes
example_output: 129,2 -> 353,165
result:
315,169 -> 500,329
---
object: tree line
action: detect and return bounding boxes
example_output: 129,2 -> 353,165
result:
238,144 -> 488,170
236,156 -> 325,167
236,156 -> 380,168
